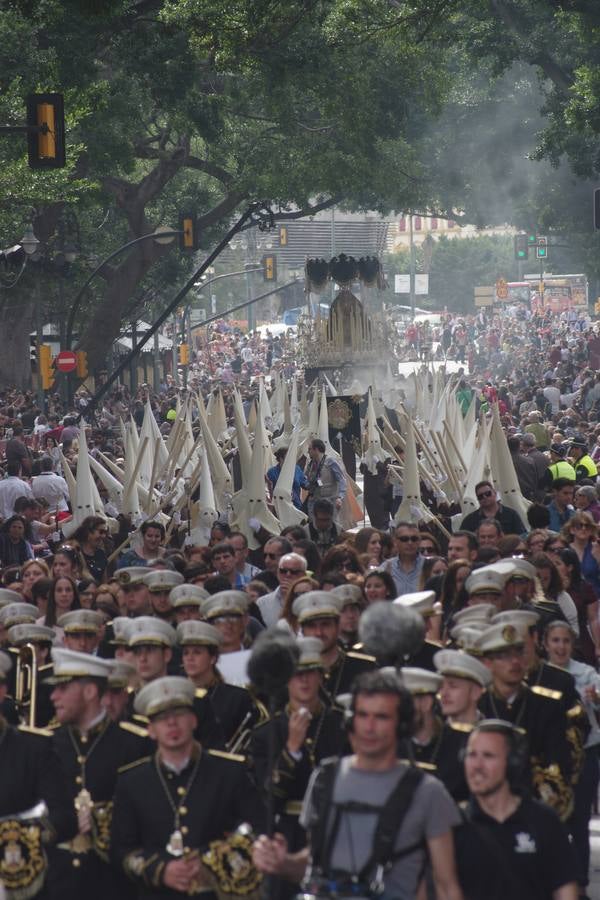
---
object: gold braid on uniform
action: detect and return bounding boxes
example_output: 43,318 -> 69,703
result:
0,819 -> 47,900
201,827 -> 262,899
565,704 -> 586,786
530,758 -> 573,822
90,801 -> 113,862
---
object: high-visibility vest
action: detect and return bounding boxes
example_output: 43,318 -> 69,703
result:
575,454 -> 598,479
548,460 -> 576,482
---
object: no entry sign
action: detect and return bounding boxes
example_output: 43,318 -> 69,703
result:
55,350 -> 78,373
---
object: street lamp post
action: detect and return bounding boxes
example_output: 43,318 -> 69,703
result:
19,226 -> 43,408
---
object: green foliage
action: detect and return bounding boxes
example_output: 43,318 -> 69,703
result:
427,234 -> 516,313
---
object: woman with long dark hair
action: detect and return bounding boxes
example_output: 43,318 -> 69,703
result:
38,575 -> 81,641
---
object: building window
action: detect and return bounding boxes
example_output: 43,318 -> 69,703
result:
414,216 -> 422,231
447,219 -> 456,229
398,216 -> 406,232
430,218 -> 438,230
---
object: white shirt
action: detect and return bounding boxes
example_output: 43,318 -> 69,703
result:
0,476 -> 34,520
31,472 -> 70,512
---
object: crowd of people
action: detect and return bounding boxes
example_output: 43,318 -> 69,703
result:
2,303 -> 600,900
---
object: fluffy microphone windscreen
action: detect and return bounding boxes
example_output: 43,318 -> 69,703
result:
247,628 -> 300,695
359,601 -> 425,665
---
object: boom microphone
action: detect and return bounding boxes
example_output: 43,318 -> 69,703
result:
359,601 -> 425,666
247,628 -> 299,696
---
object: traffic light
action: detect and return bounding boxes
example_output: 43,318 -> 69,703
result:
278,225 -> 288,247
527,232 -> 537,246
39,344 -> 54,390
26,93 -> 66,169
262,254 -> 277,281
514,234 -> 528,260
76,351 -> 88,378
179,213 -> 198,252
178,343 -> 190,365
536,236 -> 548,259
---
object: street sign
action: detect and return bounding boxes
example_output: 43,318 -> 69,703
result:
474,286 -> 494,307
495,278 -> 508,301
54,350 -> 77,373
394,274 -> 429,295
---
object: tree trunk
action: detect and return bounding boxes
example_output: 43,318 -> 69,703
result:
0,294 -> 35,390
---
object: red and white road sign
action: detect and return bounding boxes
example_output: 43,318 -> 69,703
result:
55,350 -> 77,373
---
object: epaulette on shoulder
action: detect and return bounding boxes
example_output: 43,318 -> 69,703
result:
133,713 -> 149,725
448,721 -> 474,734
120,721 -> 148,738
567,703 -> 583,719
18,724 -> 53,738
208,748 -> 245,763
415,760 -> 437,771
195,688 -> 207,699
118,756 -> 151,774
531,685 -> 562,701
346,651 -> 376,663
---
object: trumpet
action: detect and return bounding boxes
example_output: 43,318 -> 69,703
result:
15,642 -> 38,729
226,696 -> 270,755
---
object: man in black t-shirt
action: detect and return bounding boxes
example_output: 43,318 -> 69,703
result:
454,720 -> 577,900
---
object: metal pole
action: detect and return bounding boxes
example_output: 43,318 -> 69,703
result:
153,330 -> 160,390
34,281 -> 45,411
409,214 -> 416,320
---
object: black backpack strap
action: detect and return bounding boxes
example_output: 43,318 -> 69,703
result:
305,756 -> 340,871
360,765 -> 425,878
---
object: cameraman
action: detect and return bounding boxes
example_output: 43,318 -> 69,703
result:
253,669 -> 464,900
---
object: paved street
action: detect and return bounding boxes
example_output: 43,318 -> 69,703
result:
589,818 -> 600,898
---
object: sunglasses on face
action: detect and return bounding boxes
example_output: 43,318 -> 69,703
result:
279,567 -> 304,575
477,490 -> 494,500
573,523 -> 592,530
397,536 -> 420,543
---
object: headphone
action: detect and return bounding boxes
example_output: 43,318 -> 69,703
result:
461,719 -> 528,790
346,670 -> 414,740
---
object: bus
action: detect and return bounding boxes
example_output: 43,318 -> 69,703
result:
506,274 -> 588,314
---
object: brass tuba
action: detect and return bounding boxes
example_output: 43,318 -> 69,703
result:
15,643 -> 38,729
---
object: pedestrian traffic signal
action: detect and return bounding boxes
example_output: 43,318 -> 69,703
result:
262,254 -> 277,281
39,344 -> 54,390
278,225 -> 288,247
536,237 -> 548,259
26,93 -> 66,169
179,214 -> 198,252
514,234 -> 528,260
178,343 -> 190,365
76,350 -> 88,378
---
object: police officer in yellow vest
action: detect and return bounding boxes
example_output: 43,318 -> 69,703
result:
568,434 -> 598,484
545,442 -> 576,486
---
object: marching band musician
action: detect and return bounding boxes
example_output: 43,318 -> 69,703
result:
476,620 -> 575,820
46,648 -> 147,900
0,651 -> 77,900
111,676 -> 263,900
292,592 -> 375,701
402,667 -> 473,802
124,617 -> 226,750
250,636 -> 347,897
177,619 -> 266,747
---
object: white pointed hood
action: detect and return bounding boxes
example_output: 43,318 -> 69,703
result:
362,389 -> 384,475
272,429 -> 308,528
